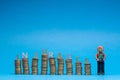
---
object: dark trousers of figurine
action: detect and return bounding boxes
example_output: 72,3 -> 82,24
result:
97,61 -> 104,75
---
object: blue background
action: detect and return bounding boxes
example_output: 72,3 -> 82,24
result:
0,0 -> 120,75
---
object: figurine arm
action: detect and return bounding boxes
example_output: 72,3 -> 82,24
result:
104,54 -> 106,60
96,54 -> 99,61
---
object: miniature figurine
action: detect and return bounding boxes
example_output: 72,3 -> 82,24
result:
96,46 -> 106,75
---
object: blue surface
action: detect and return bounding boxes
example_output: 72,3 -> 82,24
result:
0,75 -> 120,80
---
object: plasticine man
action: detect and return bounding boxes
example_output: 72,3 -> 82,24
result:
96,46 -> 106,75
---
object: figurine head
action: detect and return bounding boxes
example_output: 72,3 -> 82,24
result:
98,46 -> 104,53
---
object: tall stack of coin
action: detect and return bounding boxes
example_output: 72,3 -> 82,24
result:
22,56 -> 30,74
41,50 -> 48,75
66,58 -> 73,75
49,57 -> 56,75
15,55 -> 21,74
57,53 -> 64,75
32,53 -> 38,75
84,58 -> 91,75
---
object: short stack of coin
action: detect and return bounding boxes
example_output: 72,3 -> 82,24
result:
84,58 -> 91,75
15,59 -> 21,74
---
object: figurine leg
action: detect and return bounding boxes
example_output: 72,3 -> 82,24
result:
97,61 -> 100,75
101,61 -> 104,75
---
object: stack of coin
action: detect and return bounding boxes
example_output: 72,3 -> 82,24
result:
15,59 -> 21,74
84,58 -> 91,75
58,58 -> 64,75
32,58 -> 38,75
76,61 -> 82,75
66,59 -> 73,75
41,53 -> 48,75
22,58 -> 30,74
49,58 -> 56,75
